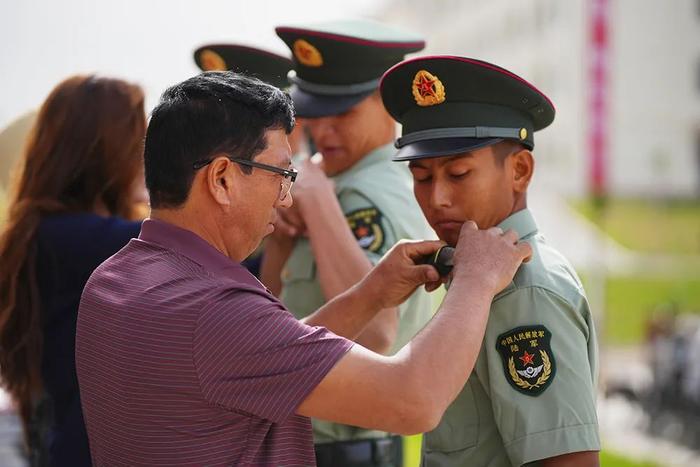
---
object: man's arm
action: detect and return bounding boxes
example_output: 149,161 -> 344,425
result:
294,160 -> 399,354
298,223 -> 532,434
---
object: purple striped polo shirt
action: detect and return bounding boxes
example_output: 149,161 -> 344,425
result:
76,218 -> 353,466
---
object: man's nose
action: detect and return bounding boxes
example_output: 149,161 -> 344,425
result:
430,182 -> 452,208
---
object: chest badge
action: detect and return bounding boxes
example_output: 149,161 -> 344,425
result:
496,325 -> 556,396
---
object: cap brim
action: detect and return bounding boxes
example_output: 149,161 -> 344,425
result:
290,86 -> 374,118
392,137 -> 503,161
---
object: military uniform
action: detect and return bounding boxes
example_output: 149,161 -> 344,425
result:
275,20 -> 434,466
381,56 -> 600,466
422,209 -> 599,466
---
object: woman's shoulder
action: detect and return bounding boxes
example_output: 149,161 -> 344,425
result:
38,212 -> 142,255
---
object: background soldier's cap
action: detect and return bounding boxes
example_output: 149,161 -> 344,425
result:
380,55 -> 556,161
193,44 -> 292,89
275,19 -> 425,118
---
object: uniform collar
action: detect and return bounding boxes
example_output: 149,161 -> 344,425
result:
332,143 -> 394,185
497,208 -> 538,241
138,218 -> 264,290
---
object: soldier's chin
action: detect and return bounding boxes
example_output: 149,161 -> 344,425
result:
437,231 -> 459,247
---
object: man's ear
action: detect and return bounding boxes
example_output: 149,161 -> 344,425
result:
511,148 -> 534,194
205,156 -> 236,206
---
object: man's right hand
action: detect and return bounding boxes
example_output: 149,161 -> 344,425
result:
451,221 -> 532,295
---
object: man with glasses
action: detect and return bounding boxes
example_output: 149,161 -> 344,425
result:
75,71 -> 531,466
193,42 -> 310,278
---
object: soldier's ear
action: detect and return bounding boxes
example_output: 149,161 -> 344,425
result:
511,148 -> 534,193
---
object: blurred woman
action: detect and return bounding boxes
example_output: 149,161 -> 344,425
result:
0,75 -> 146,466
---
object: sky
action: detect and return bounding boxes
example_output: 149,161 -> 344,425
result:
0,0 -> 381,129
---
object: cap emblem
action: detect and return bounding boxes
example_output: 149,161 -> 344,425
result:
199,49 -> 227,71
293,39 -> 323,67
519,128 -> 528,140
412,69 -> 445,107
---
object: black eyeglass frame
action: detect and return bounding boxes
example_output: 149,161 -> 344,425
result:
193,156 -> 298,182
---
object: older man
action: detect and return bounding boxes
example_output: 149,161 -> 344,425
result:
75,71 -> 530,466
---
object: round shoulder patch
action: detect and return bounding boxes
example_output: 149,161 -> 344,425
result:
496,325 -> 556,397
345,207 -> 385,253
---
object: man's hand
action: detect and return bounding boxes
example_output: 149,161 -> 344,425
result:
272,204 -> 306,238
358,240 -> 446,310
451,221 -> 532,295
293,158 -> 336,208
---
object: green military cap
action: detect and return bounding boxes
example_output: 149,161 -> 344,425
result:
275,19 -> 425,118
380,55 -> 556,161
193,44 -> 292,89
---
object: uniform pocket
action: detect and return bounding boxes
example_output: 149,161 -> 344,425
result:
425,378 -> 479,453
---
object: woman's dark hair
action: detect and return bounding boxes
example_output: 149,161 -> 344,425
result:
0,75 -> 145,442
144,71 -> 295,209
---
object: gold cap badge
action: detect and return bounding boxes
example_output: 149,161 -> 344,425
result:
199,49 -> 227,71
519,128 -> 528,140
293,39 -> 323,67
412,69 -> 445,107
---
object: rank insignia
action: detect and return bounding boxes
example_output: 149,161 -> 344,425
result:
496,325 -> 556,396
199,49 -> 228,71
293,39 -> 323,67
346,207 -> 385,253
412,69 -> 446,107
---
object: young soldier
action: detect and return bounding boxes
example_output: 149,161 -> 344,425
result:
381,56 -> 600,467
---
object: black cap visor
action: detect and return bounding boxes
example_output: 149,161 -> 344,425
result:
290,86 -> 374,118
393,137 -> 504,161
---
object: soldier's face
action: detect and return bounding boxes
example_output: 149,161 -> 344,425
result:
304,93 -> 395,176
409,144 -> 518,246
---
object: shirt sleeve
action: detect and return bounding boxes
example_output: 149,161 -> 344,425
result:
337,188 -> 397,264
475,286 -> 600,466
193,286 -> 354,423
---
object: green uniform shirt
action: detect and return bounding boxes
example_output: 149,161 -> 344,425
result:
280,143 -> 435,443
423,209 -> 600,467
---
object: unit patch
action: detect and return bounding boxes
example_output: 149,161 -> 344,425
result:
346,207 -> 385,253
496,325 -> 556,396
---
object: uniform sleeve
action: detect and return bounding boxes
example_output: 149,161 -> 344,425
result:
475,286 -> 600,466
193,286 -> 354,423
337,188 -> 397,264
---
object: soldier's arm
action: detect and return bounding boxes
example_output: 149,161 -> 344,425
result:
298,225 -> 529,432
259,234 -> 295,296
294,161 -> 399,354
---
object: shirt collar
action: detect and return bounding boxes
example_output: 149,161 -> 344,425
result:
332,143 -> 394,185
138,218 -> 264,290
497,208 -> 538,241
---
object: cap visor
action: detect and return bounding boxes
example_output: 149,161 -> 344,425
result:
392,137 -> 503,161
290,87 -> 373,118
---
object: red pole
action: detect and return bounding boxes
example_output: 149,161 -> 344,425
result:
589,0 -> 609,201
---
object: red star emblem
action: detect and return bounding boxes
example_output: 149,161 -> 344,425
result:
355,226 -> 369,237
519,351 -> 535,366
417,74 -> 437,98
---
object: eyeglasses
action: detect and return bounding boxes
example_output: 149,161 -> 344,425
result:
193,156 -> 298,202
